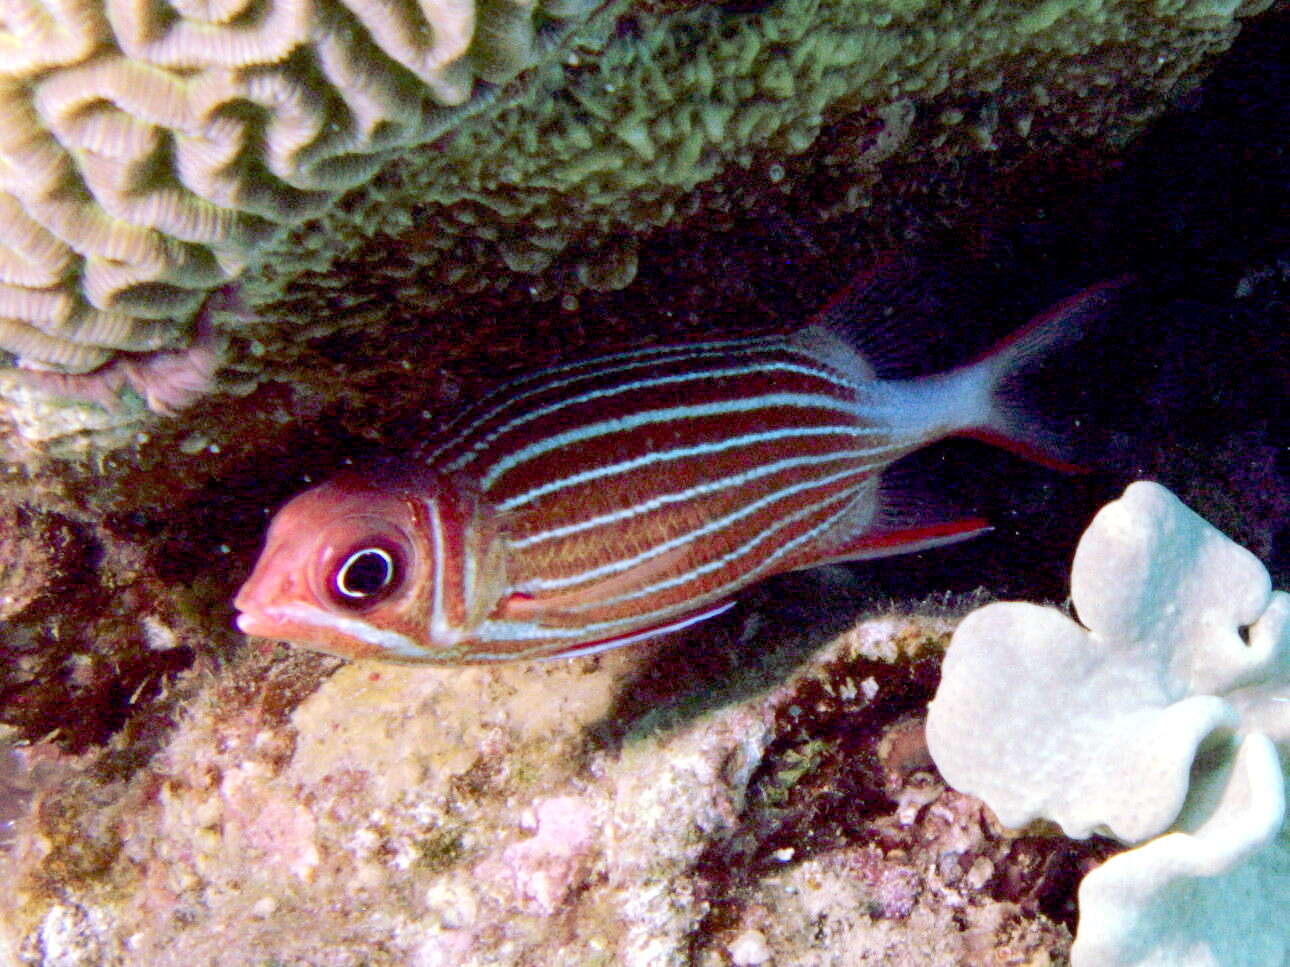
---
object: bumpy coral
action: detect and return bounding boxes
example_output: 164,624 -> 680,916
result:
257,0 -> 1258,319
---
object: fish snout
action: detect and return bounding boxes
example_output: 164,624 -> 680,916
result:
234,609 -> 266,636
232,562 -> 299,637
232,579 -> 275,636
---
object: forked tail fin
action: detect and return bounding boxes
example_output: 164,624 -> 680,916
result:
957,276 -> 1134,472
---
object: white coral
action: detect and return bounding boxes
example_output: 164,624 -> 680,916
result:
1073,732 -> 1289,967
926,481 -> 1290,967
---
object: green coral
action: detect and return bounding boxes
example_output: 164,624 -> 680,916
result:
249,0 -> 1248,344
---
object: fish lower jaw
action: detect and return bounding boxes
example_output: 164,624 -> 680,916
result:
428,617 -> 469,650
246,601 -> 440,662
234,609 -> 277,638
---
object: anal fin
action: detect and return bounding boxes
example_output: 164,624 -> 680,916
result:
774,462 -> 992,574
802,518 -> 991,568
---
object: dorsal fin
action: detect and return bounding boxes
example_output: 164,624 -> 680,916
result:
787,325 -> 875,381
799,255 -> 957,380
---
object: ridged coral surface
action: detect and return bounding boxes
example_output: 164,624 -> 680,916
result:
227,0 -> 1262,327
0,0 -> 601,372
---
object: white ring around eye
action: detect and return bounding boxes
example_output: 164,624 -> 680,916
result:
335,547 -> 396,599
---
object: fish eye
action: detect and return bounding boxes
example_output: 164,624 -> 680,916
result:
333,546 -> 400,603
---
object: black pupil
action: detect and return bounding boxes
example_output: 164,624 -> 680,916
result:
339,549 -> 393,597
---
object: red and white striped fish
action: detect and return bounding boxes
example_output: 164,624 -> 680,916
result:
234,279 -> 1122,662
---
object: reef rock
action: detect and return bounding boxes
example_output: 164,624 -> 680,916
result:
0,605 -> 1090,964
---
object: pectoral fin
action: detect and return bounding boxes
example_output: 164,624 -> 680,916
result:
463,515 -> 514,629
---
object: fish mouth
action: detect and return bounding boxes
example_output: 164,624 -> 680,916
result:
232,600 -> 326,646
234,608 -> 273,637
232,576 -> 282,637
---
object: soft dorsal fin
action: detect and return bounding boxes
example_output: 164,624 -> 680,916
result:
803,254 -> 1072,380
802,256 -> 947,379
787,325 -> 875,381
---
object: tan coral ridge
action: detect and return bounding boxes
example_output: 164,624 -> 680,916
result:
0,0 -> 602,374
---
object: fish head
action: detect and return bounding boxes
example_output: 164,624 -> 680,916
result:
234,469 -> 452,661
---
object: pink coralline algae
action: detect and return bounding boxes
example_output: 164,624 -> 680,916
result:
496,796 -> 599,915
219,763 -> 320,881
834,845 -> 924,919
11,293 -> 232,415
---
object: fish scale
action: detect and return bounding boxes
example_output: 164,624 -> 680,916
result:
506,454 -> 876,603
234,277 -> 1126,663
420,335 -> 787,468
444,349 -> 853,479
439,340 -> 897,613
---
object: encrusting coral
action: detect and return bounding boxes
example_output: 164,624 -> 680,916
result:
927,481 -> 1290,967
0,0 -> 1271,456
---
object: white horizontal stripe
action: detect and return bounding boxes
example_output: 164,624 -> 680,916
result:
447,358 -> 859,472
495,425 -> 894,513
561,482 -> 861,612
469,599 -> 738,661
473,597 -> 718,647
269,602 -> 438,660
472,614 -> 634,648
471,489 -> 863,652
421,336 -> 785,467
514,463 -> 872,593
510,446 -> 895,548
481,392 -> 873,492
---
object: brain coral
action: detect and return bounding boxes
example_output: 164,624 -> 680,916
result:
0,0 -> 1267,455
0,0 -> 603,374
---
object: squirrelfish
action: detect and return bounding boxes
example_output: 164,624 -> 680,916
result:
235,278 -> 1121,662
